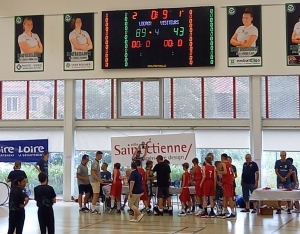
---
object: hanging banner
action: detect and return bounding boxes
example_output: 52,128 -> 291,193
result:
0,139 -> 48,162
227,5 -> 262,67
14,15 -> 44,72
64,13 -> 94,71
286,3 -> 300,65
111,133 -> 196,166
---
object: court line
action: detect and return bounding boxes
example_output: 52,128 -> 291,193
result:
271,217 -> 295,234
173,227 -> 188,233
192,227 -> 206,233
63,219 -> 110,234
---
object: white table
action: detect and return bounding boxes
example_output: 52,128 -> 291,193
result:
250,188 -> 300,201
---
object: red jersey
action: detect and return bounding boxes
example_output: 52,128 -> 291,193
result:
222,161 -> 234,185
137,167 -> 146,186
194,165 -> 202,181
204,165 -> 215,181
113,169 -> 122,183
181,171 -> 190,188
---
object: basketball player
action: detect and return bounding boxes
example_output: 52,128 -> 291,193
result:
200,156 -> 216,217
218,154 -> 236,219
109,163 -> 122,213
191,158 -> 203,216
136,160 -> 150,214
178,163 -> 192,217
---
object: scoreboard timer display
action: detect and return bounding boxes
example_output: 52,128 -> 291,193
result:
102,6 -> 215,69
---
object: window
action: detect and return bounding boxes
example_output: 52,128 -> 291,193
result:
30,97 -> 38,111
262,76 -> 300,118
118,79 -> 161,118
6,97 -> 18,112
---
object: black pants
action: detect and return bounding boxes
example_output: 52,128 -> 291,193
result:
7,210 -> 25,234
38,207 -> 55,234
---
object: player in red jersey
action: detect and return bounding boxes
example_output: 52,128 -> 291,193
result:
178,163 -> 192,217
136,160 -> 150,214
191,158 -> 203,216
200,156 -> 216,217
218,154 -> 236,219
109,163 -> 122,213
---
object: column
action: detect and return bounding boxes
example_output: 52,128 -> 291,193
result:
249,75 -> 263,187
63,79 -> 76,201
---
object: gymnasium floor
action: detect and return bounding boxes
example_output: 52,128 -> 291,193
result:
0,201 -> 299,234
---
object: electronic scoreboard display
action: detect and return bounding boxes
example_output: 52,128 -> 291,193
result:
102,6 -> 215,69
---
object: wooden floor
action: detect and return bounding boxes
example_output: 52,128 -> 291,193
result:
1,201 -> 300,234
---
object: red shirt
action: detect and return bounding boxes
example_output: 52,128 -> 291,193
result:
113,169 -> 122,183
222,161 -> 234,185
137,167 -> 146,186
181,171 -> 190,187
194,165 -> 202,181
204,165 -> 215,181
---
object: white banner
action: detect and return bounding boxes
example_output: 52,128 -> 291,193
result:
111,133 -> 196,166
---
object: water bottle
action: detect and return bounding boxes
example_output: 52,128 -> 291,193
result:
96,202 -> 100,211
279,184 -> 283,189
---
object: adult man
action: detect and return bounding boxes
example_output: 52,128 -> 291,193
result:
286,157 -> 300,213
152,155 -> 172,216
218,153 -> 236,219
274,151 -> 293,214
90,151 -> 103,214
35,152 -> 49,175
100,163 -> 112,181
6,161 -> 28,185
76,154 -> 91,212
132,144 -> 148,166
241,154 -> 259,213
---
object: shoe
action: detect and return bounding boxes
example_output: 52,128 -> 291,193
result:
287,209 -> 291,214
90,210 -> 100,215
209,211 -> 216,218
83,207 -> 90,212
201,212 -> 209,218
128,209 -> 134,216
79,208 -> 87,212
251,209 -> 257,214
292,209 -> 300,213
178,211 -> 186,217
195,209 -> 203,216
186,211 -> 193,215
226,214 -> 236,219
217,214 -> 226,218
109,208 -> 114,213
163,209 -> 169,213
120,206 -> 125,211
129,219 -> 138,222
168,210 -> 173,216
146,209 -> 152,215
276,209 -> 281,214
241,209 -> 250,213
191,206 -> 195,213
137,213 -> 144,222
115,209 -> 121,213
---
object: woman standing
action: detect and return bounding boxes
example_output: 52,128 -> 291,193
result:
7,176 -> 29,234
128,162 -> 144,222
109,163 -> 122,213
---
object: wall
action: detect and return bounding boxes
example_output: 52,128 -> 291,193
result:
0,0 -> 297,81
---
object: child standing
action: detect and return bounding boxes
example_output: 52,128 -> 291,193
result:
178,163 -> 192,216
214,161 -> 224,216
110,163 -> 122,213
34,172 -> 56,234
7,176 -> 29,234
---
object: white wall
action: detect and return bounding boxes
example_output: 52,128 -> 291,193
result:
0,0 -> 297,81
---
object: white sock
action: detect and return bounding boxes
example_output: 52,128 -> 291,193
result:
91,205 -> 95,210
182,209 -> 185,213
117,202 -> 121,210
159,208 -> 163,212
111,200 -> 115,208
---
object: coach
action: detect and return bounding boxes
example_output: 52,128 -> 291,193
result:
241,154 -> 259,213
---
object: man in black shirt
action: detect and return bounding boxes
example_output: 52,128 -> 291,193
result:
152,155 -> 172,216
6,161 -> 28,185
35,151 -> 49,176
34,172 -> 56,234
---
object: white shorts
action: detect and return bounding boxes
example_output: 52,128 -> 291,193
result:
91,182 -> 100,193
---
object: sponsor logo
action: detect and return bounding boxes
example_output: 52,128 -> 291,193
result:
15,16 -> 22,24
230,59 -> 235,65
16,64 -> 22,70
65,14 -> 72,22
66,63 -> 70,68
287,4 -> 295,13
228,7 -> 236,16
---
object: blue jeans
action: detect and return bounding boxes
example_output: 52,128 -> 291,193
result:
242,183 -> 255,203
277,181 -> 291,189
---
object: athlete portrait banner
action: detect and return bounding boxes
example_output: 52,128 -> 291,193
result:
227,5 -> 262,67
14,15 -> 44,72
111,133 -> 196,166
64,13 -> 94,71
286,3 -> 300,66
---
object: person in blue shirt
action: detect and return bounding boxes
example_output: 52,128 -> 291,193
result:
100,163 -> 112,181
6,161 -> 28,185
286,157 -> 300,213
274,151 -> 293,214
35,152 -> 49,176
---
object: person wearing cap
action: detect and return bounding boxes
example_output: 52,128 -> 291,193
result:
132,144 -> 148,166
6,161 -> 28,185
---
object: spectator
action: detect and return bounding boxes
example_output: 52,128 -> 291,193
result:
6,161 -> 28,185
90,151 -> 103,214
35,152 -> 49,176
100,163 -> 112,181
286,157 -> 300,213
241,154 -> 259,213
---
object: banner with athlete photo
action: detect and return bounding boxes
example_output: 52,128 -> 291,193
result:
14,15 -> 44,72
227,5 -> 262,67
64,13 -> 94,71
286,3 -> 300,66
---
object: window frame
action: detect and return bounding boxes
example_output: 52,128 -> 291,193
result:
117,78 -> 163,119
29,96 -> 38,112
6,96 -> 18,112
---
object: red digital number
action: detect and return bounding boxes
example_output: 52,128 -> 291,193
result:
177,39 -> 183,47
151,10 -> 159,20
131,40 -> 142,49
163,9 -> 168,19
132,12 -> 138,20
164,39 -> 174,48
146,40 -> 151,48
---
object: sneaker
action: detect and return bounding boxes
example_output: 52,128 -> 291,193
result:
168,209 -> 173,216
129,219 -> 138,222
251,209 -> 257,214
79,208 -> 87,212
276,209 -> 281,214
201,212 -> 209,218
109,208 -> 114,213
217,213 -> 226,218
120,205 -> 125,211
146,209 -> 152,215
191,206 -> 195,213
115,209 -> 121,213
195,209 -> 203,216
163,209 -> 169,213
226,213 -> 236,219
186,211 -> 193,215
292,209 -> 300,213
241,209 -> 250,213
137,213 -> 144,222
128,209 -> 134,216
287,209 -> 291,214
178,211 -> 186,217
209,211 -> 216,218
83,207 -> 90,212
90,210 -> 100,215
